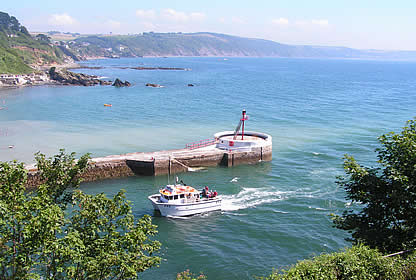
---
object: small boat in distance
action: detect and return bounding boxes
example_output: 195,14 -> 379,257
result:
148,181 -> 221,217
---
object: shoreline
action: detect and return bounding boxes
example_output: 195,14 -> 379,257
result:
0,62 -> 116,89
0,73 -> 53,88
0,62 -> 82,89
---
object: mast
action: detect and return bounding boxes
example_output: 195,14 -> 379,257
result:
241,110 -> 248,140
233,109 -> 248,140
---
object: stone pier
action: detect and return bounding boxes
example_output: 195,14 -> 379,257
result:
26,131 -> 272,187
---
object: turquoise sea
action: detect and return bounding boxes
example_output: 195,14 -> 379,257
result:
1,57 -> 415,279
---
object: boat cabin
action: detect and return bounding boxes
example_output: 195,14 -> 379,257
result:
159,185 -> 201,204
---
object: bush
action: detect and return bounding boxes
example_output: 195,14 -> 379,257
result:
0,150 -> 161,279
333,119 -> 416,253
176,269 -> 207,280
261,245 -> 413,280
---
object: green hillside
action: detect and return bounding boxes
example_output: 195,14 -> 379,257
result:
0,11 -> 78,74
72,32 -> 416,60
0,47 -> 33,74
2,10 -> 416,75
72,32 -> 293,57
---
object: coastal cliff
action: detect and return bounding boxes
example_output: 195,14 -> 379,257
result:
0,11 -> 80,75
3,10 -> 416,77
70,32 -> 416,60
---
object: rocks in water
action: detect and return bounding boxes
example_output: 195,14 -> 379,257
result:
146,83 -> 163,88
100,80 -> 112,86
131,67 -> 187,70
112,78 -> 131,87
48,67 -> 111,86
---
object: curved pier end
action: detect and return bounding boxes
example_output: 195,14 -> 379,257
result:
25,130 -> 272,187
214,131 -> 273,166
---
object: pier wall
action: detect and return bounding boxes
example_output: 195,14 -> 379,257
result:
26,159 -> 136,189
222,146 -> 272,167
26,140 -> 272,187
83,160 -> 135,182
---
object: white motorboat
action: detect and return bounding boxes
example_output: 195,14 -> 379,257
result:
148,183 -> 221,217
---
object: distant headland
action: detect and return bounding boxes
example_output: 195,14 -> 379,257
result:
1,10 -> 416,77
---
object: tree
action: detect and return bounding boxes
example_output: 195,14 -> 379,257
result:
0,150 -> 161,279
34,149 -> 90,206
35,34 -> 50,43
0,160 -> 65,279
57,190 -> 161,280
19,26 -> 29,36
333,119 -> 416,253
260,245 -> 416,280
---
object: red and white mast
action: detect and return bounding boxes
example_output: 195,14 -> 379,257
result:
233,109 -> 249,140
241,109 -> 248,140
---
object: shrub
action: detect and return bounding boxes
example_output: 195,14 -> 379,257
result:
176,269 -> 207,280
261,245 -> 412,280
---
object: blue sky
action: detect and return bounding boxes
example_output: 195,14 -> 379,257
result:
3,0 -> 416,50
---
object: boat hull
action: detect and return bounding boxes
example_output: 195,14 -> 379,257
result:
148,194 -> 221,217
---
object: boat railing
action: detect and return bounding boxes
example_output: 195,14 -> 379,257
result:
185,138 -> 217,150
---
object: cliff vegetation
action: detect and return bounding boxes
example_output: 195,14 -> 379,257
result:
0,11 -> 78,74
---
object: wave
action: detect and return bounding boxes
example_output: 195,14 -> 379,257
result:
230,177 -> 239,182
272,210 -> 289,214
166,215 -> 191,219
220,187 -> 292,212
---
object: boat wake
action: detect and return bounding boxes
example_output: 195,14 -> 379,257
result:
166,215 -> 191,219
220,187 -> 291,212
230,177 -> 239,182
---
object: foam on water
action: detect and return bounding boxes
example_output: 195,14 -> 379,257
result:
230,177 -> 239,182
220,187 -> 292,211
166,215 -> 191,220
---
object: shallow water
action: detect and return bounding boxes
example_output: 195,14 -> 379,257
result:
1,57 -> 415,279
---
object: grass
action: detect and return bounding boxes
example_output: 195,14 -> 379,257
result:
0,46 -> 33,74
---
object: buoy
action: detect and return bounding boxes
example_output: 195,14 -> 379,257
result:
104,104 -> 112,107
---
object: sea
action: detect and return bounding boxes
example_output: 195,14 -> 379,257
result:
0,57 -> 415,279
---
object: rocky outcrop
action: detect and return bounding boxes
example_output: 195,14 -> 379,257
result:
146,83 -> 163,88
48,67 -> 112,86
112,78 -> 131,87
130,67 -> 187,70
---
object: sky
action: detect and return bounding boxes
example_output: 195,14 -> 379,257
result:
3,0 -> 416,51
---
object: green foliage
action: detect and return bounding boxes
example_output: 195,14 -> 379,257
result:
261,245 -> 414,280
35,34 -> 50,43
0,150 -> 161,279
333,119 -> 416,253
176,269 -> 207,280
0,161 -> 63,279
61,191 -> 161,279
0,46 -> 33,74
0,12 -> 24,35
35,149 -> 90,206
0,11 -> 75,74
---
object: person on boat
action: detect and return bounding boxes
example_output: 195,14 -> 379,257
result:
202,186 -> 209,198
208,190 -> 217,198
